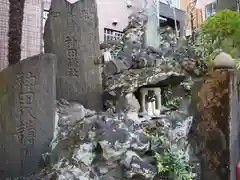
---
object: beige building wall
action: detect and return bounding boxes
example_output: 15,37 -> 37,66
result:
180,0 -> 203,35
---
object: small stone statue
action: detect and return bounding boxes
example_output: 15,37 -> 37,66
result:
145,90 -> 156,116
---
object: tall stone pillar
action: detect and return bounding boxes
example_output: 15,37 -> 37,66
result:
44,0 -> 102,111
189,52 -> 240,180
0,54 -> 56,178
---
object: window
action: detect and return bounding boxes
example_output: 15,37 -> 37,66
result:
205,2 -> 216,19
104,28 -> 123,41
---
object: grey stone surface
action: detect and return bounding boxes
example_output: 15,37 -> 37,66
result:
44,0 -> 102,111
144,0 -> 161,49
115,93 -> 140,113
213,52 -> 235,69
36,100 -> 192,180
0,54 -> 56,178
104,59 -> 128,77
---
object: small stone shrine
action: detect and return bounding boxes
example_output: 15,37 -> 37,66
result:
0,54 -> 56,178
44,0 -> 102,111
140,87 -> 161,116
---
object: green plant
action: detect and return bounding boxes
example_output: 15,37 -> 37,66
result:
143,125 -> 193,180
155,146 -> 192,180
193,10 -> 240,66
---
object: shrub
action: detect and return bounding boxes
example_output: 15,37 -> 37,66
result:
194,10 -> 240,66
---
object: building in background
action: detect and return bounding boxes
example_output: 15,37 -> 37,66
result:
41,0 -> 51,52
0,0 -> 42,70
22,0 -> 42,59
0,0 -> 185,70
180,0 -> 203,36
42,0 -> 185,42
97,0 -> 185,42
216,0 -> 238,11
199,0 -> 240,21
203,1 -> 216,19
195,0 -> 217,20
1,0 -> 237,70
0,0 -> 9,69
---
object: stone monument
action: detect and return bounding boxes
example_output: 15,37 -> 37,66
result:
44,0 -> 102,111
0,54 -> 56,178
144,0 -> 161,48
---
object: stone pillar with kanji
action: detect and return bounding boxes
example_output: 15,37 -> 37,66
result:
44,0 -> 102,111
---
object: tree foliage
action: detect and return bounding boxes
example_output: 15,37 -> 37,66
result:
194,10 -> 240,66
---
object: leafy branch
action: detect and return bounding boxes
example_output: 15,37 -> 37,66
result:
143,127 -> 192,180
192,10 -> 240,68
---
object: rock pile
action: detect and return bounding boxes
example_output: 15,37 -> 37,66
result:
36,6 -> 204,180
36,99 -> 193,180
99,11 -> 207,111
101,12 -> 207,80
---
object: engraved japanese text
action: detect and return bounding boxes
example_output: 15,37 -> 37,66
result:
15,72 -> 36,146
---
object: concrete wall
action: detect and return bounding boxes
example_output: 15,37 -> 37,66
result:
96,0 -> 185,42
96,0 -> 145,42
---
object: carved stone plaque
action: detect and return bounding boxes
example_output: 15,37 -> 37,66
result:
0,54 -> 56,178
44,0 -> 102,111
